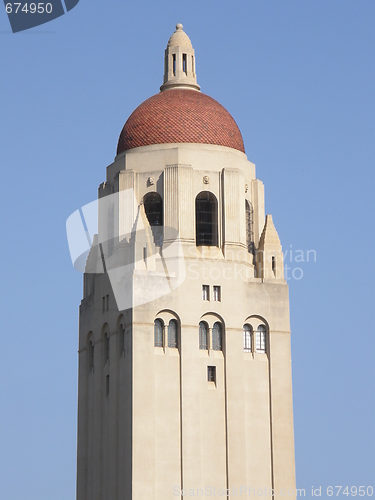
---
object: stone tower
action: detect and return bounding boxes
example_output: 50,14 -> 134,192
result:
76,24 -> 296,500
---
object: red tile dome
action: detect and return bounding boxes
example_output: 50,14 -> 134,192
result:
117,89 -> 245,155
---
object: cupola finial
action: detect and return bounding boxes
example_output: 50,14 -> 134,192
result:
160,24 -> 200,92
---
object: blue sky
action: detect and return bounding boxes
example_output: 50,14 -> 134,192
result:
0,1 -> 374,498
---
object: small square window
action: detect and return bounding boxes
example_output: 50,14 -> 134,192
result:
202,285 -> 209,301
207,366 -> 216,383
213,285 -> 221,301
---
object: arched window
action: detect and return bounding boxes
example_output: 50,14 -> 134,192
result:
212,322 -> 223,351
243,324 -> 252,352
143,192 -> 163,246
154,319 -> 163,347
195,191 -> 218,246
245,200 -> 255,256
88,339 -> 94,371
256,325 -> 266,353
168,319 -> 178,348
143,192 -> 163,226
199,321 -> 208,350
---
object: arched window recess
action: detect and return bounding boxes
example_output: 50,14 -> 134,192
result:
243,324 -> 252,353
199,321 -> 208,350
195,191 -> 218,247
212,322 -> 223,351
256,324 -> 266,354
168,319 -> 178,349
154,319 -> 163,347
245,200 -> 255,258
143,192 -> 163,246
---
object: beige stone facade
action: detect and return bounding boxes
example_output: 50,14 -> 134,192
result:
76,24 -> 296,500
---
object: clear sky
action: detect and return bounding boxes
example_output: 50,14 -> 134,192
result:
0,1 -> 374,499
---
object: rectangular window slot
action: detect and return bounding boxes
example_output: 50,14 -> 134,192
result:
213,285 -> 221,301
173,54 -> 176,76
202,285 -> 209,301
183,53 -> 187,74
272,256 -> 276,276
207,366 -> 216,383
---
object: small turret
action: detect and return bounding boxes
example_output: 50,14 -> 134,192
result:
256,214 -> 284,279
160,23 -> 200,92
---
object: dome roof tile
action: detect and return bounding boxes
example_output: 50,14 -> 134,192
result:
117,89 -> 245,155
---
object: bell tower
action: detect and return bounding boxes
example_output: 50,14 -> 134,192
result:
76,24 -> 296,500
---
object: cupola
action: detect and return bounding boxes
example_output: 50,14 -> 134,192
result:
160,23 -> 200,91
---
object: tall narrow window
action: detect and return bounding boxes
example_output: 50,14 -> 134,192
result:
108,203 -> 114,255
104,332 -> 110,362
143,192 -> 163,246
119,324 -> 125,355
196,191 -> 218,246
272,256 -> 276,276
245,200 -> 255,256
183,53 -> 187,74
172,54 -> 176,76
212,322 -> 222,351
168,319 -> 178,348
243,324 -> 252,352
213,285 -> 221,301
256,325 -> 266,353
154,319 -> 163,347
202,285 -> 209,301
199,321 -> 208,350
88,339 -> 94,371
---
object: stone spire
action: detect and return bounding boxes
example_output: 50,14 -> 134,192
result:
256,215 -> 285,279
160,23 -> 200,92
